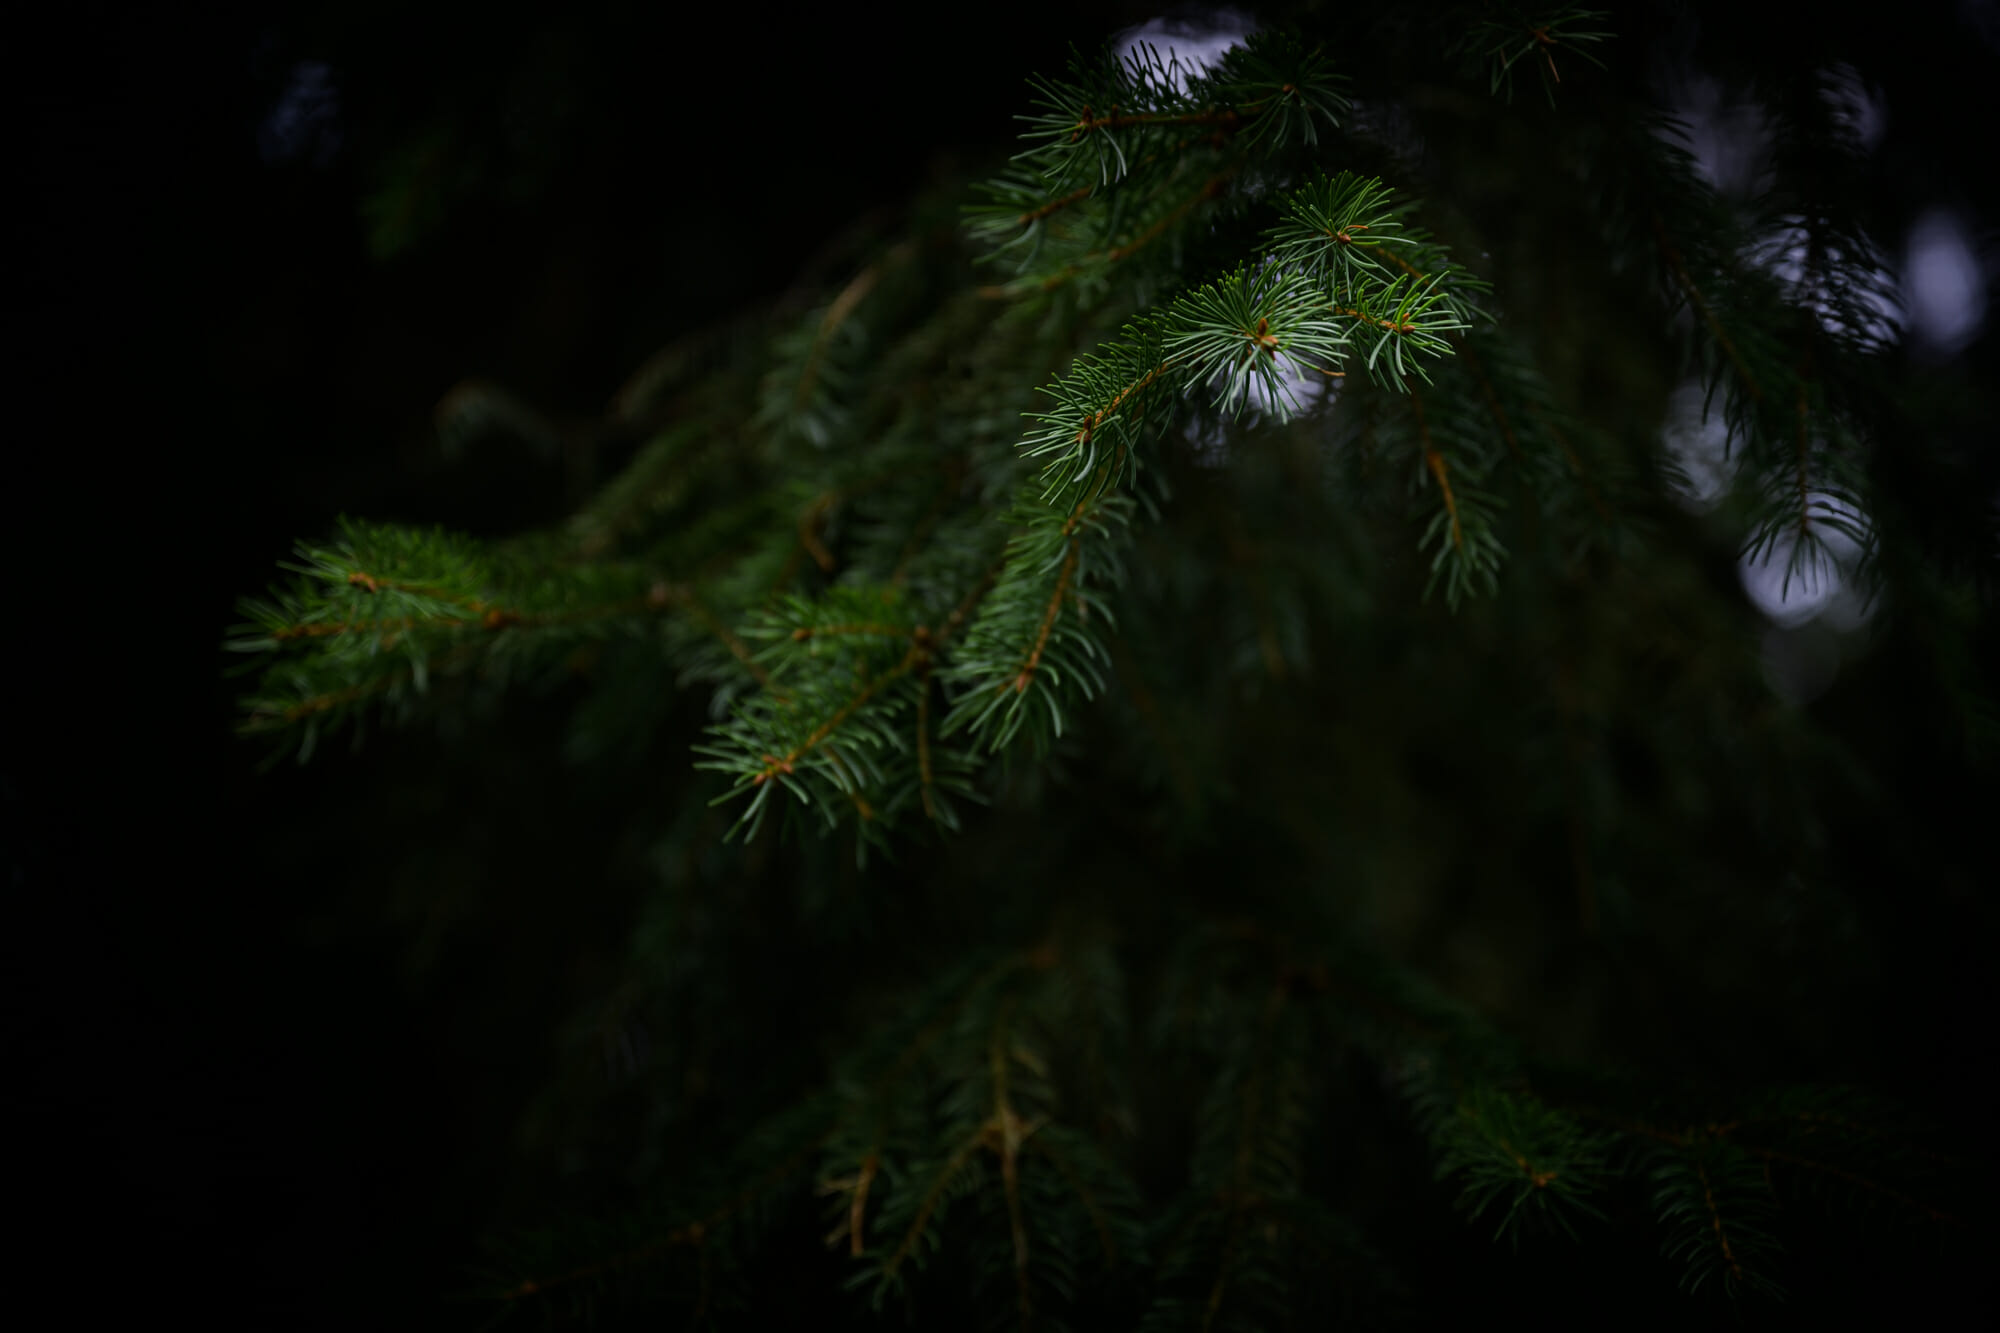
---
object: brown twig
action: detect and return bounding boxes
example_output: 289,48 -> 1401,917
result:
1411,391 -> 1465,551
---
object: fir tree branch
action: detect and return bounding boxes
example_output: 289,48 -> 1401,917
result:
231,20 -> 1997,1319
1654,214 -> 1766,404
988,1000 -> 1042,1332
1456,6 -> 1612,106
1009,34 -> 1348,194
1412,391 -> 1464,553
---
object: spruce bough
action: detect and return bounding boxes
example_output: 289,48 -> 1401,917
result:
231,15 -> 1988,1326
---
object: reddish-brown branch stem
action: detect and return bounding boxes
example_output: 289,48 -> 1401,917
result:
799,494 -> 838,573
274,678 -> 388,723
1013,541 -> 1081,694
1008,125 -> 1233,235
790,244 -> 909,411
1072,105 -> 1243,136
1695,1160 -> 1746,1282
984,171 -> 1236,296
1065,85 -> 1300,141
1073,372 -> 1172,454
752,645 -> 922,785
1411,392 -> 1465,551
998,425 -> 1135,698
884,1127 -> 989,1279
274,615 -> 423,641
1335,305 -> 1417,334
936,560 -> 1003,649
849,1154 -> 879,1257
792,265 -> 880,409
1030,1134 -> 1122,1264
280,587 -> 670,644
676,589 -> 773,690
1334,226 -> 1428,281
342,570 -> 480,604
1017,183 -> 1093,225
263,590 -> 677,724
1653,217 -> 1764,402
1530,28 -> 1562,84
819,744 -> 876,821
1106,174 -> 1230,263
1498,1138 -> 1559,1189
985,1005 -> 1036,1331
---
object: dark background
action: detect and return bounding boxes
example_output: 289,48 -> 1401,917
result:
9,1 -> 1995,1326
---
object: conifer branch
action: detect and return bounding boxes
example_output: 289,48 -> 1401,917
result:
1457,6 -> 1611,105
1695,1158 -> 1746,1283
1654,215 -> 1766,403
1651,1141 -> 1784,1298
668,584 -> 773,690
1007,33 -> 1347,194
987,1003 -> 1039,1331
229,18 -> 1989,1320
1413,393 -> 1464,552
988,168 -> 1238,296
883,1127 -> 987,1283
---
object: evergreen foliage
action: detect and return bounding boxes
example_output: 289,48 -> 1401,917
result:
228,4 -> 1993,1325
